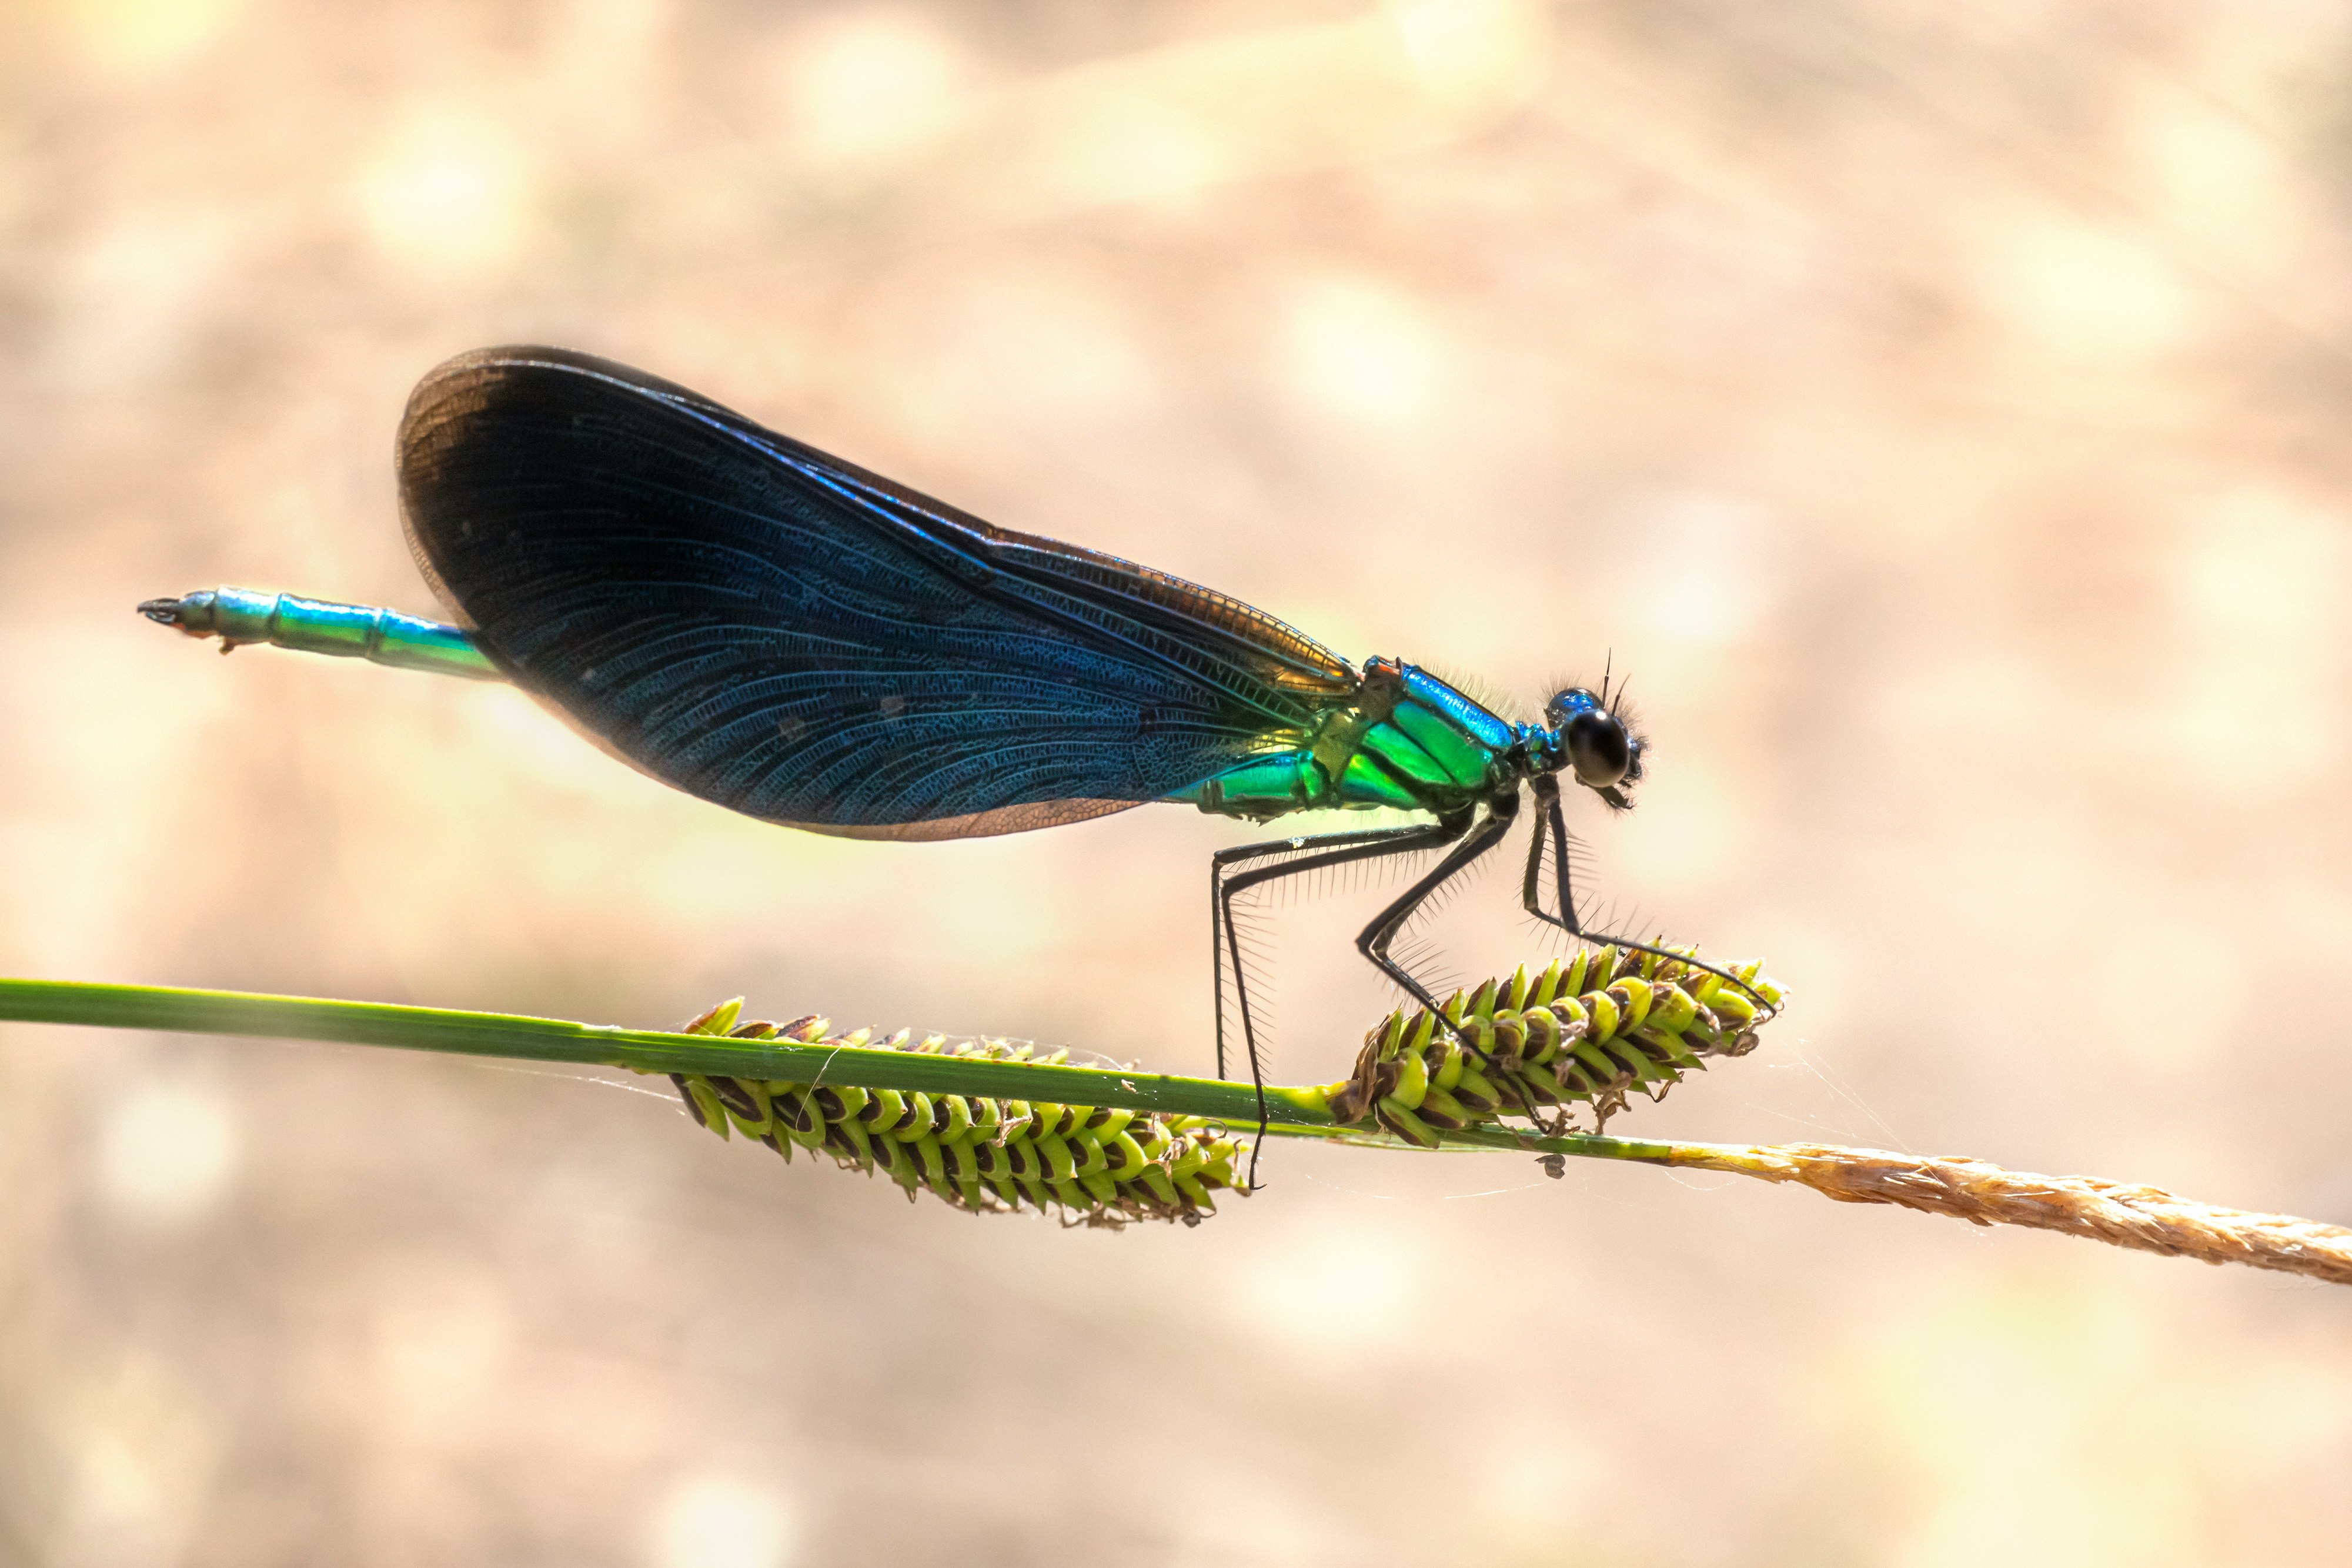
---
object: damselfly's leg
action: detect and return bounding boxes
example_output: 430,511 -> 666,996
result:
1212,819 -> 1468,1185
1355,799 -> 1518,1018
1211,827 -> 1440,1078
1521,775 -> 1776,1015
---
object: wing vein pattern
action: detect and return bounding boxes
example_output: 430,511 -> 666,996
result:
396,346 -> 1362,840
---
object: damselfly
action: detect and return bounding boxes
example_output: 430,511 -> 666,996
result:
141,347 -> 1763,1174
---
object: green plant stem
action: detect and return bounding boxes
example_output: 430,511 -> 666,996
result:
14,978 -> 2344,1289
0,978 -> 1701,1169
2,970 -> 1732,1168
0,978 -> 1310,1120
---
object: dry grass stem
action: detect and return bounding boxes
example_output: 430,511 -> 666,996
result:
1675,1142 -> 2352,1288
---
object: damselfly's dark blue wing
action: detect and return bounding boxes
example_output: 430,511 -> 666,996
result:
396,346 -> 1361,838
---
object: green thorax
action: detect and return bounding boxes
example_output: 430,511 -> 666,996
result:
1174,658 -> 1525,821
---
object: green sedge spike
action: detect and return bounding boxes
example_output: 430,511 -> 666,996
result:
656,1002 -> 1250,1229
1324,944 -> 1784,1142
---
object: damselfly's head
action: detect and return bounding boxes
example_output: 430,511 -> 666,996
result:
1543,686 -> 1644,811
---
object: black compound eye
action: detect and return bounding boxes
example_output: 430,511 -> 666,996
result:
1564,710 -> 1630,788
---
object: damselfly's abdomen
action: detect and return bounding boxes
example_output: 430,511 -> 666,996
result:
138,587 -> 499,681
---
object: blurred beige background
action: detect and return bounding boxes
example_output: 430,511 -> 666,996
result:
4,0 -> 2350,1563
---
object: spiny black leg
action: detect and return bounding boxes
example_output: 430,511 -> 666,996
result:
1523,775 -> 1776,1016
1214,821 -> 1467,1185
1210,827 -> 1437,1081
1521,793 -> 1553,924
1356,801 -> 1516,1018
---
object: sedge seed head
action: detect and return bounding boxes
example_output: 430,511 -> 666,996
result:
663,1023 -> 1248,1228
1337,944 -> 1783,1140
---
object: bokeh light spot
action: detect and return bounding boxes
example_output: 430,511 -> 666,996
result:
1232,1225 -> 1421,1357
358,109 -> 532,278
2170,486 -> 2348,783
1605,489 -> 1779,648
95,1080 -> 238,1225
1282,274 -> 1449,428
1043,96 -> 1225,209
652,1477 -> 796,1568
1385,0 -> 1549,107
1985,212 -> 2194,365
369,1266 -> 517,1442
62,0 -> 246,75
783,11 -> 968,162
